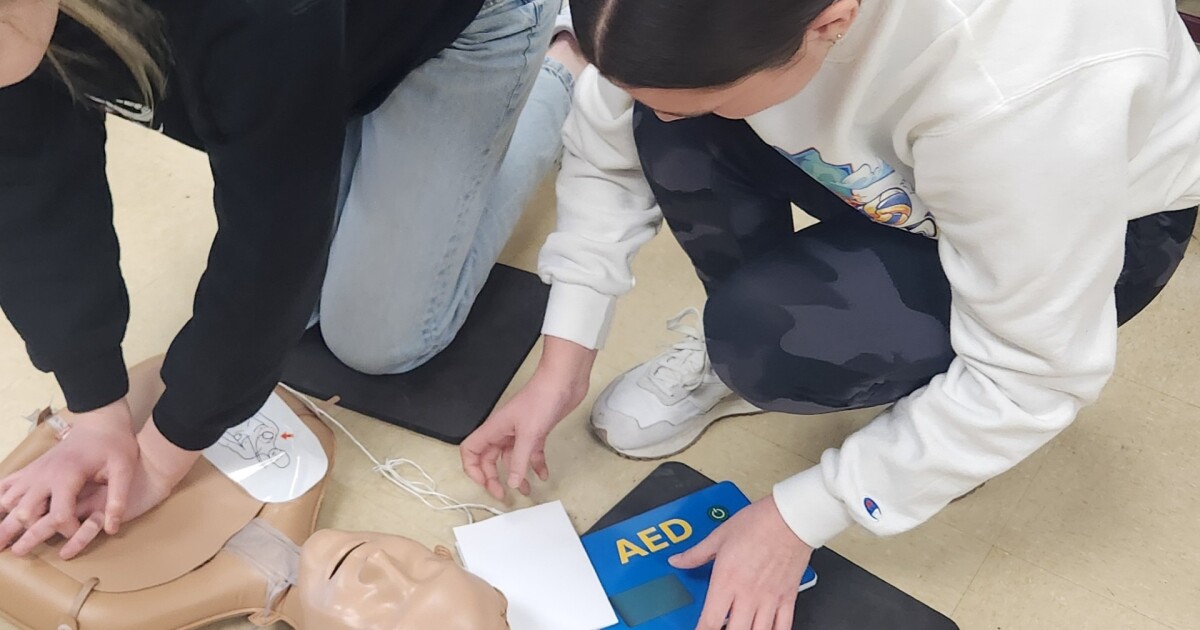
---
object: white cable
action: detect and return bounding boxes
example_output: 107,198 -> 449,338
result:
278,384 -> 504,524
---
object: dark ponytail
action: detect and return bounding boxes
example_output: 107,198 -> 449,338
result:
572,0 -> 836,89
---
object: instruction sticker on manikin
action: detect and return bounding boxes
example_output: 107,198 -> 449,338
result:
203,393 -> 328,503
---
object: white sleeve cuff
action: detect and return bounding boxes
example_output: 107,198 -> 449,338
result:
772,466 -> 855,549
541,282 -> 617,350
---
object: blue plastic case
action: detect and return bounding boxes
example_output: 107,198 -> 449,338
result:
582,481 -> 818,629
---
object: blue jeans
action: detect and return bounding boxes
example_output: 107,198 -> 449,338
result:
314,0 -> 572,374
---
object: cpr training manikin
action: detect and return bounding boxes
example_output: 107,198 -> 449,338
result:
0,357 -> 510,630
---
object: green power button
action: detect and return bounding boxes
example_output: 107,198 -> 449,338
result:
708,506 -> 730,522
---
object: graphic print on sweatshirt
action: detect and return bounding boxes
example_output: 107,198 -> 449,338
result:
87,95 -> 163,132
783,148 -> 938,238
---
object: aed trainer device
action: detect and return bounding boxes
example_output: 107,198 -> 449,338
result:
581,481 -> 818,629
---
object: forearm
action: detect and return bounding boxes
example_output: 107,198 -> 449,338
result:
155,230 -> 330,450
137,419 -> 203,490
533,335 -> 599,405
151,0 -> 345,452
537,67 -> 662,350
0,72 -> 130,413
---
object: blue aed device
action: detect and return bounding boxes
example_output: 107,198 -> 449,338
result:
581,481 -> 817,629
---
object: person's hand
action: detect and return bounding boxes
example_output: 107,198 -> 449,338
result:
461,336 -> 597,499
0,399 -> 138,551
3,417 -> 201,559
30,451 -> 174,560
670,495 -> 815,630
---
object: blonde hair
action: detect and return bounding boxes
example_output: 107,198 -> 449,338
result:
45,0 -> 166,103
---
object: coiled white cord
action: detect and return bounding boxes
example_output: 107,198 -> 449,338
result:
278,384 -> 504,523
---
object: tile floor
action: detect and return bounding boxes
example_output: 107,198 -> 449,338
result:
1,114 -> 1197,630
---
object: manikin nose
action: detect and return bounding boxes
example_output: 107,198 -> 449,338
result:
359,548 -> 422,595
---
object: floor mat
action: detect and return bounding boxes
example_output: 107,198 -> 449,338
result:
282,264 -> 549,444
589,462 -> 960,630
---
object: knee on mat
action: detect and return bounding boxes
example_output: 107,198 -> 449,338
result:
322,318 -> 447,376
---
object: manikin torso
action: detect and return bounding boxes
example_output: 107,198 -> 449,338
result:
0,358 -> 509,630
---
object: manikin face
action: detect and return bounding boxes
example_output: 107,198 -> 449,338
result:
0,0 -> 57,88
298,530 -> 509,630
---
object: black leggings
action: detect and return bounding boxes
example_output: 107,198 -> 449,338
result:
632,106 -> 1197,414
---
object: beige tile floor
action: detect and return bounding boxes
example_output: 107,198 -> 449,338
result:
1,117 -> 1198,630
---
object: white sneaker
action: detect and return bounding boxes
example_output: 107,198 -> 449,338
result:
590,308 -> 763,459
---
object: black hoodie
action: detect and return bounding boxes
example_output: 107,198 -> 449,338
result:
0,0 -> 485,450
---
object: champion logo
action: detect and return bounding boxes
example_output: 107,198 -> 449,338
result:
863,497 -> 882,521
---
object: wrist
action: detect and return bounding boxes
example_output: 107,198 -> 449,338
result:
535,336 -> 597,403
137,418 -> 202,489
772,469 -> 854,549
56,349 -> 130,415
73,398 -> 134,430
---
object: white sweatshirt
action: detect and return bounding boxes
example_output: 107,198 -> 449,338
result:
538,0 -> 1200,548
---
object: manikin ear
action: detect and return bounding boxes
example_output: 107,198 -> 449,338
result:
433,545 -> 454,560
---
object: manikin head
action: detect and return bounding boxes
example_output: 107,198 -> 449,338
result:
296,530 -> 510,630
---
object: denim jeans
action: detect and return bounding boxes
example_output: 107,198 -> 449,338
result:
314,0 -> 572,374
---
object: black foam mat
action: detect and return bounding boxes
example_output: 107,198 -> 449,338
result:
588,462 -> 959,630
281,264 -> 549,444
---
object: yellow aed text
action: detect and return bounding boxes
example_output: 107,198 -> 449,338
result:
616,519 -> 693,565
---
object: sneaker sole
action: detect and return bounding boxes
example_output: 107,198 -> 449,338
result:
590,396 -> 764,461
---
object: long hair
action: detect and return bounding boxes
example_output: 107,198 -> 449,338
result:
572,0 -> 836,89
42,0 -> 167,103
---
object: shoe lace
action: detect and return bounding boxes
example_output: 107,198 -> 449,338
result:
646,308 -> 712,396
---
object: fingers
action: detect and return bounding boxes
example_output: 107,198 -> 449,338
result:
0,477 -> 26,513
47,475 -> 88,540
480,446 -> 506,500
47,499 -> 81,543
498,451 -> 531,496
0,476 -> 14,507
461,417 -> 514,500
505,444 -> 530,491
506,431 -> 545,494
59,512 -> 104,560
460,418 -> 503,488
10,512 -> 63,556
0,511 -> 27,551
10,487 -> 50,533
459,438 -> 489,488
530,449 -> 549,482
74,485 -> 107,521
668,530 -> 721,570
696,581 -> 734,630
726,599 -> 755,630
103,457 -> 134,534
774,600 -> 795,630
749,603 -> 777,630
